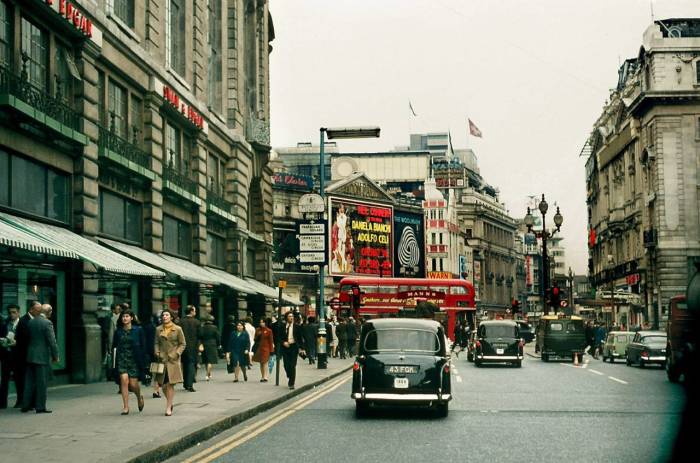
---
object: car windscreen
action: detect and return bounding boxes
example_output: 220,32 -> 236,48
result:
547,321 -> 582,334
363,328 -> 440,353
482,325 -> 517,338
641,336 -> 666,347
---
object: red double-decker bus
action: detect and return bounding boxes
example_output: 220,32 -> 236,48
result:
336,277 -> 476,340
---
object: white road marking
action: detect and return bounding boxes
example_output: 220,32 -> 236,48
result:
560,363 -> 578,368
589,369 -> 604,376
608,376 -> 629,385
456,375 -> 463,383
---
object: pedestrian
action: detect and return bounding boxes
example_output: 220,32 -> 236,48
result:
112,309 -> 147,415
226,321 -> 250,382
144,312 -> 162,398
222,315 -> 236,353
301,317 -> 318,365
279,311 -> 306,389
336,318 -> 348,359
252,318 -> 274,382
244,317 -> 256,368
0,304 -> 21,409
325,317 -> 335,359
154,309 -> 186,417
584,321 -> 595,357
22,302 -> 58,414
594,323 -> 607,359
199,315 -> 220,381
346,317 -> 358,357
179,305 -> 201,392
330,316 -> 338,358
13,302 -> 35,409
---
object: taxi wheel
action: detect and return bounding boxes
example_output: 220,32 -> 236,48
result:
355,401 -> 369,418
474,359 -> 482,367
435,402 -> 449,418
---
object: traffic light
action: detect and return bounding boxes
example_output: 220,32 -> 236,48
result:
351,285 -> 361,310
550,286 -> 561,309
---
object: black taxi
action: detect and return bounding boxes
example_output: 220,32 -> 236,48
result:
473,320 -> 524,367
351,318 -> 451,417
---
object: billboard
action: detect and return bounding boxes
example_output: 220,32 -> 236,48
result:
329,198 -> 393,277
393,210 -> 425,278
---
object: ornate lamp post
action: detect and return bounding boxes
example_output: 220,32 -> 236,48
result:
524,194 -> 563,315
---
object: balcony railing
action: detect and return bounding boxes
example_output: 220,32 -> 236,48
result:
0,64 -> 82,132
206,186 -> 235,215
98,125 -> 151,170
163,164 -> 198,196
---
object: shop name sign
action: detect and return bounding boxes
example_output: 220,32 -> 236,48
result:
43,0 -> 101,45
163,86 -> 204,129
427,271 -> 452,279
273,173 -> 313,191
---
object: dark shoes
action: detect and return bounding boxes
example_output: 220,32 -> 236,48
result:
289,385 -> 295,390
138,396 -> 145,412
153,392 -> 161,398
20,408 -> 32,413
121,409 -> 129,415
36,409 -> 52,414
185,387 -> 196,392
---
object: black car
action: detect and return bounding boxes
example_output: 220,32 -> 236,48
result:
474,320 -> 524,367
626,330 -> 667,368
515,320 -> 535,343
351,318 -> 451,417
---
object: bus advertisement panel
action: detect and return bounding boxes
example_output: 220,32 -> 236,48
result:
329,198 -> 393,277
393,210 -> 425,278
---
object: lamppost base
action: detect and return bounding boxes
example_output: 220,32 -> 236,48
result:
317,353 -> 328,369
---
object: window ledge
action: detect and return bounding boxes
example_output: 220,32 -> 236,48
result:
166,68 -> 191,93
208,108 -> 227,125
107,13 -> 141,44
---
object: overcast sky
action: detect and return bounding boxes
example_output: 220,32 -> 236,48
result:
268,0 -> 700,274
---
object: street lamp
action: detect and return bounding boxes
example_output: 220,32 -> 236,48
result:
524,194 -> 563,315
567,267 -> 574,314
317,126 -> 380,369
607,254 -> 616,328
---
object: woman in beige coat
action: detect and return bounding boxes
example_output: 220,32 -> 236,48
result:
154,309 -> 186,416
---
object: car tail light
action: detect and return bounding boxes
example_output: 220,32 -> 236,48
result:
353,361 -> 360,371
443,364 -> 450,374
641,351 -> 648,358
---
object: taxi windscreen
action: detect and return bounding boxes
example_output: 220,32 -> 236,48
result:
363,329 -> 440,353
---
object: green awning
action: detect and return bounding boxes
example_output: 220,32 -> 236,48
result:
204,267 -> 256,294
282,294 -> 304,306
244,277 -> 280,299
0,213 -> 80,259
0,213 -> 164,277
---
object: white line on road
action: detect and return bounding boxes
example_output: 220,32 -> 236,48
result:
456,375 -> 463,383
589,369 -> 604,376
608,376 -> 629,385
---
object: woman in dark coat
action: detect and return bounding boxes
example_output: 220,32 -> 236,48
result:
199,316 -> 220,381
111,310 -> 147,415
226,321 -> 250,382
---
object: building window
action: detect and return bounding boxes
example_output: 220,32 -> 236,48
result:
113,0 -> 135,29
246,246 -> 256,278
55,43 -> 78,105
207,0 -> 222,113
21,17 -> 48,90
207,233 -> 226,268
165,122 -> 187,171
99,190 -> 142,244
108,80 -> 128,137
163,214 -> 192,258
1,149 -> 70,222
130,95 -> 142,145
696,61 -> 700,84
0,1 -> 11,67
167,0 -> 185,76
207,152 -> 224,192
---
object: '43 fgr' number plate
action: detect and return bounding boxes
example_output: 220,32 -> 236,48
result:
386,365 -> 418,374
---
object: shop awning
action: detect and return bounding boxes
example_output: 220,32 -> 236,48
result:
0,214 -> 80,259
244,277 -> 280,300
282,294 -> 305,306
1,213 -> 164,277
204,267 -> 256,294
101,239 -> 214,284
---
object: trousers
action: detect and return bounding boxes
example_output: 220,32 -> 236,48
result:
23,363 -> 48,411
281,344 -> 299,386
181,351 -> 197,388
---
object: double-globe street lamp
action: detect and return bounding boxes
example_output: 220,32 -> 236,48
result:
317,126 -> 380,369
524,194 -> 563,315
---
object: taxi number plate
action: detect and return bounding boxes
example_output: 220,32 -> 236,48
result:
497,348 -> 504,355
394,377 -> 409,389
386,365 -> 418,374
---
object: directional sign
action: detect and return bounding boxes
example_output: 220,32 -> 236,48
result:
299,252 -> 326,263
298,193 -> 325,213
299,235 -> 325,251
298,222 -> 325,235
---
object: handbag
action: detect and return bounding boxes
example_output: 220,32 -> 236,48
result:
149,362 -> 165,374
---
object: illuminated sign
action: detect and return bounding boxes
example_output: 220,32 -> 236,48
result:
329,198 -> 393,277
163,86 -> 204,129
272,172 -> 313,191
427,271 -> 452,279
393,211 -> 424,278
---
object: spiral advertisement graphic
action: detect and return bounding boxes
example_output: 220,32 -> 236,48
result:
398,225 -> 420,268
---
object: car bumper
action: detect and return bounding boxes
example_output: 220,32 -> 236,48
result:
641,356 -> 666,362
352,392 -> 452,402
477,355 -> 523,361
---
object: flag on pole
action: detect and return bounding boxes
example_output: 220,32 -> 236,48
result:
468,118 -> 483,138
409,100 -> 417,117
447,131 -> 455,159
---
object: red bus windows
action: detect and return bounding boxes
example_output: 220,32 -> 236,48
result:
377,286 -> 396,294
360,285 -> 377,294
432,286 -> 449,294
450,286 -> 467,294
411,285 -> 428,291
340,285 -> 352,294
398,285 -> 410,293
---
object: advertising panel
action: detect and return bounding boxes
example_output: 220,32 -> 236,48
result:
329,198 -> 393,277
272,172 -> 314,191
393,210 -> 425,278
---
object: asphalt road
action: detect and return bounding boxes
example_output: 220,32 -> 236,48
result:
170,350 -> 686,463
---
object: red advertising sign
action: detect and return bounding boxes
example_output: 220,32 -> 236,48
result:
329,198 -> 393,277
163,86 -> 204,129
427,271 -> 452,279
45,0 -> 94,37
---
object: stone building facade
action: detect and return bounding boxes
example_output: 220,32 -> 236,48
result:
585,19 -> 700,328
0,0 -> 275,382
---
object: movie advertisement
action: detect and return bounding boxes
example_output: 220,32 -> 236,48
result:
329,198 -> 393,277
393,211 -> 425,278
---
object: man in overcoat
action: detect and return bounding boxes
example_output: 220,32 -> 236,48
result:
22,303 -> 58,413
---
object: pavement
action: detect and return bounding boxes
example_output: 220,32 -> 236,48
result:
0,356 -> 353,463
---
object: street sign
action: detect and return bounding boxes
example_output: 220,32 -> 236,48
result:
298,252 -> 325,263
298,222 -> 325,235
296,218 -> 327,264
560,300 -> 569,308
299,235 -> 325,251
298,193 -> 325,213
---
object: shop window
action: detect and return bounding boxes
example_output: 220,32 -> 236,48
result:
20,17 -> 48,90
207,0 -> 222,113
167,0 -> 186,76
113,0 -> 135,29
0,1 -> 11,67
207,233 -> 226,268
108,80 -> 128,138
696,60 -> 700,84
163,214 -> 191,258
99,191 -> 142,244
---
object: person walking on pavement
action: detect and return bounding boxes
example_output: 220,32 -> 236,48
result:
244,317 -> 255,369
0,304 -> 21,409
199,316 -> 220,381
22,302 -> 58,413
280,311 -> 306,389
148,311 -> 163,398
179,305 -> 200,392
112,310 -> 147,415
252,318 -> 274,382
301,317 -> 318,365
594,323 -> 607,359
13,301 -> 36,409
330,316 -> 338,358
346,317 -> 358,357
226,321 -> 250,382
336,318 -> 348,359
154,309 -> 186,416
584,320 -> 595,357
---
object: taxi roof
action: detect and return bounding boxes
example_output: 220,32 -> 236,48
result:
363,318 -> 441,332
540,315 -> 583,320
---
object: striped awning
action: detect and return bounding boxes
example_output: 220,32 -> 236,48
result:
204,267 -> 256,294
0,214 -> 80,259
244,277 -> 280,299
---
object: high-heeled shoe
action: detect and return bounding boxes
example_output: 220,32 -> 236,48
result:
165,406 -> 173,416
121,409 -> 129,415
206,375 -> 211,381
138,396 -> 144,412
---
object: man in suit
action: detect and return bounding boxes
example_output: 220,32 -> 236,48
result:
0,304 -> 21,408
280,311 -> 306,389
179,305 -> 200,392
22,302 -> 59,413
14,301 -> 39,409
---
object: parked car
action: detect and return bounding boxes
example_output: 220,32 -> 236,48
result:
473,320 -> 523,367
535,315 -> 586,362
351,318 -> 451,417
626,331 -> 667,368
602,331 -> 634,363
515,320 -> 535,343
666,295 -> 698,382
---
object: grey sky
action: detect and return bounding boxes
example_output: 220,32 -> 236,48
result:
268,0 -> 700,274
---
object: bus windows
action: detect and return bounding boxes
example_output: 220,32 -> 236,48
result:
377,286 -> 397,294
450,286 -> 467,294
